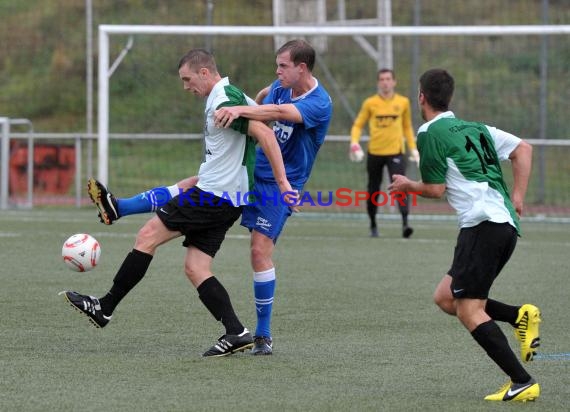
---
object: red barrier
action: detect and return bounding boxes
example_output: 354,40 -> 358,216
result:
9,142 -> 76,195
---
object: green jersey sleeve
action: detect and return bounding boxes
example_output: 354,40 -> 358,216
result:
417,130 -> 447,184
217,84 -> 250,135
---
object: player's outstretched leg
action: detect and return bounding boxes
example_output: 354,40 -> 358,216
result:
484,379 -> 540,402
87,178 -> 120,225
514,304 -> 541,362
59,290 -> 112,328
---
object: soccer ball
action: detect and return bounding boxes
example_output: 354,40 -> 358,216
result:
62,233 -> 101,272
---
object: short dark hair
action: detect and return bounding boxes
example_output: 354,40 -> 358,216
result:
178,48 -> 218,74
419,69 -> 454,112
277,39 -> 315,71
377,68 -> 395,80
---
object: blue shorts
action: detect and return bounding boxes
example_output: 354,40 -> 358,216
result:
241,180 -> 294,242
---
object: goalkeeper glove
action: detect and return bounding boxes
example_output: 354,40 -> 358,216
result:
349,143 -> 364,162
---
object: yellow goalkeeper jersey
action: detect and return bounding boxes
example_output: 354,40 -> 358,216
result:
350,93 -> 416,156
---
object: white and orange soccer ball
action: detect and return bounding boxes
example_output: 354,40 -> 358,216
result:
62,233 -> 101,272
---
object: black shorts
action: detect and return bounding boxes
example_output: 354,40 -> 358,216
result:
156,187 -> 242,258
448,221 -> 517,299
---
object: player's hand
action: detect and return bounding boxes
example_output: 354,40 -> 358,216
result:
214,107 -> 240,128
511,193 -> 524,218
281,188 -> 300,213
277,179 -> 299,212
388,174 -> 411,194
409,149 -> 420,167
349,143 -> 364,162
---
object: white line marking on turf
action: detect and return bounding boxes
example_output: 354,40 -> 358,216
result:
0,232 -> 20,237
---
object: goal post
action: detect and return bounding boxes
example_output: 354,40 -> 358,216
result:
95,23 -> 570,214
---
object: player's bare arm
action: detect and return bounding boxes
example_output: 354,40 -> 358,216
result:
255,86 -> 270,104
248,120 -> 298,207
388,174 -> 446,199
215,103 -> 303,128
509,140 -> 533,217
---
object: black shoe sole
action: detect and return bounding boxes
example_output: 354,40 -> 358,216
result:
203,342 -> 254,358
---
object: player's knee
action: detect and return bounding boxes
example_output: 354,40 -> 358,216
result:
184,262 -> 211,287
184,261 -> 199,282
433,290 -> 443,307
250,243 -> 271,269
177,176 -> 198,191
433,290 -> 454,314
250,245 -> 264,266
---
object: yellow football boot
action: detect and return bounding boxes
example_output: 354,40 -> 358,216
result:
484,380 -> 540,402
515,304 -> 541,362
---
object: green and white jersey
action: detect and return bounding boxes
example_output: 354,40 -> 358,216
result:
196,77 -> 256,206
417,111 -> 522,233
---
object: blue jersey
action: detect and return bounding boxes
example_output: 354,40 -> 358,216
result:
254,78 -> 332,188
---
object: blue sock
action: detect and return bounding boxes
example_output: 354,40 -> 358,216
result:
117,184 -> 178,217
253,268 -> 276,338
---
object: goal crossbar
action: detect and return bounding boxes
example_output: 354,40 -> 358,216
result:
100,24 -> 570,36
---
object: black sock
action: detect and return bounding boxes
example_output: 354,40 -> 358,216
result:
485,299 -> 519,326
99,249 -> 153,316
198,276 -> 244,335
402,213 -> 408,227
471,320 -> 531,384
